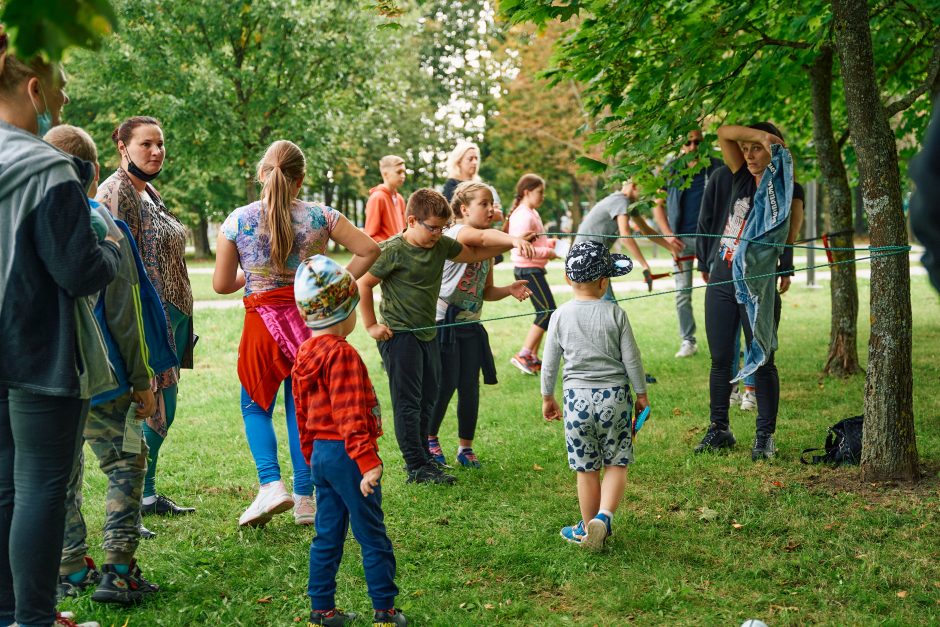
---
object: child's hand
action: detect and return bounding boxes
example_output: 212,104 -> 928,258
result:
520,230 -> 538,242
635,393 -> 649,414
367,323 -> 393,341
360,464 -> 383,497
513,237 -> 536,259
508,280 -> 532,302
542,396 -> 562,421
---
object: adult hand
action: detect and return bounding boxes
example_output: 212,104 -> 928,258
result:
520,230 -> 539,242
360,464 -> 383,497
508,280 -> 532,301
762,132 -> 786,154
701,272 -> 709,283
778,275 -> 791,294
665,236 -> 684,257
513,237 -> 536,259
367,323 -> 393,341
542,396 -> 561,421
131,388 -> 157,417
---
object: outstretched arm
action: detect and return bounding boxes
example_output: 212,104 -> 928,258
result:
456,225 -> 536,258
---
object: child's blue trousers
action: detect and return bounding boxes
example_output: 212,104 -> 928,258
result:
307,440 -> 397,611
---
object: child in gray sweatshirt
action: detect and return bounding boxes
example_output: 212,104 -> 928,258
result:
541,240 -> 649,550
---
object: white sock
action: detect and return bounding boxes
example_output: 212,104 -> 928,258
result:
141,495 -> 156,506
457,446 -> 471,455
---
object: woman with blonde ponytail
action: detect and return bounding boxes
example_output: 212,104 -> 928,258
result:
213,140 -> 379,527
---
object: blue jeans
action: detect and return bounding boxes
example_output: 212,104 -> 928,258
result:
674,239 -> 696,343
0,387 -> 86,627
308,440 -> 397,611
241,377 -> 312,496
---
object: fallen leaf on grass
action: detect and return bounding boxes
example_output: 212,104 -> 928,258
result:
256,596 -> 272,604
896,591 -> 908,599
484,603 -> 495,610
933,581 -> 940,589
673,407 -> 682,416
731,521 -> 743,529
698,506 -> 718,521
505,599 -> 512,606
533,464 -> 544,471
770,604 -> 801,613
783,540 -> 801,552
294,618 -> 302,623
771,480 -> 783,488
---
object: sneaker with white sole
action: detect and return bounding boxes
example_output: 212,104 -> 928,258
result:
675,340 -> 698,358
293,494 -> 316,525
238,480 -> 294,527
510,353 -> 539,375
560,520 -> 586,544
583,513 -> 611,550
729,386 -> 741,405
55,612 -> 100,627
740,389 -> 756,411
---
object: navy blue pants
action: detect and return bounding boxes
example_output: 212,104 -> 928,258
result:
308,440 -> 397,611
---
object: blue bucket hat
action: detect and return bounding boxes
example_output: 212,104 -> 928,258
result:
294,255 -> 360,330
565,240 -> 633,283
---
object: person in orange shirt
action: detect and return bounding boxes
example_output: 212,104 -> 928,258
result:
364,155 -> 406,242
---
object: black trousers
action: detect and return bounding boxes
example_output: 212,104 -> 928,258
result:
704,282 -> 781,434
378,333 -> 440,472
0,386 -> 86,627
429,324 -> 485,442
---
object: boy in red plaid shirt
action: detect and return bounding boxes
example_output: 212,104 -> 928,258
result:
292,255 -> 406,627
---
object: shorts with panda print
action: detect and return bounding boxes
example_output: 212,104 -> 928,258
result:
563,385 -> 634,472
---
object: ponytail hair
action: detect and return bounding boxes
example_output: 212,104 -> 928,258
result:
257,140 -> 306,272
511,173 -> 545,212
450,181 -> 492,219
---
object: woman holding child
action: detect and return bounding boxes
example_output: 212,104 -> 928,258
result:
213,140 -> 379,527
97,116 -> 196,523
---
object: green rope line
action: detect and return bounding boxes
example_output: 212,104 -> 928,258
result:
394,248 -> 908,334
542,231 -> 912,254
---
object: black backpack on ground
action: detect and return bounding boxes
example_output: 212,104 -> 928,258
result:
800,415 -> 863,466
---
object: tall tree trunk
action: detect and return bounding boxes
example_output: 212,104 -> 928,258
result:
832,0 -> 918,481
192,213 -> 212,259
807,46 -> 862,377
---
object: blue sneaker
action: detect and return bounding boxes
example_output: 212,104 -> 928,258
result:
427,437 -> 446,465
456,448 -> 481,468
583,513 -> 611,550
560,520 -> 586,544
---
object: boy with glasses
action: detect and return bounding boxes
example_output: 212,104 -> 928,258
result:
357,189 -> 517,484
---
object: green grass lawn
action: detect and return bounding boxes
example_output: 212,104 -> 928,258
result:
61,274 -> 939,626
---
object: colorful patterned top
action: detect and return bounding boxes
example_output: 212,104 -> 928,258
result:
97,168 -> 193,317
221,200 -> 341,295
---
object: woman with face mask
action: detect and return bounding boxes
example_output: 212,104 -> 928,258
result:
96,116 -> 195,527
0,38 -> 121,627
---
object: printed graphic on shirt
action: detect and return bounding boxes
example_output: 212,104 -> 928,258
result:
448,260 -> 489,313
718,196 -> 751,267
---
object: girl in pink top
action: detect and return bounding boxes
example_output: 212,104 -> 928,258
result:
507,174 -> 558,375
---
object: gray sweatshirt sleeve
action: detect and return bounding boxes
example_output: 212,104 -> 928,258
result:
540,315 -> 563,396
618,310 -> 647,395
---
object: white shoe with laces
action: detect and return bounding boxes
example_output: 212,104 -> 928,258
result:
740,390 -> 757,411
293,494 -> 316,525
675,340 -> 698,358
239,480 -> 294,527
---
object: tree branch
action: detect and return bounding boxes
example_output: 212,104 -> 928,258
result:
883,36 -> 940,117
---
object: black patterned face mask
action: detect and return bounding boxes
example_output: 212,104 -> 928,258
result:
565,240 -> 633,283
126,157 -> 161,182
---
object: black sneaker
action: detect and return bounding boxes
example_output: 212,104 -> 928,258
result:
308,609 -> 358,626
138,523 -> 156,539
57,556 -> 102,601
752,432 -> 776,461
374,608 -> 408,626
406,463 -> 456,485
141,494 -> 195,517
90,560 -> 159,605
693,424 -> 736,453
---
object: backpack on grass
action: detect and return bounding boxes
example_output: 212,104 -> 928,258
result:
800,415 -> 863,466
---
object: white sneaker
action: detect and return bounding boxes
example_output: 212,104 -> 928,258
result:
729,387 -> 741,405
740,390 -> 757,411
293,494 -> 316,525
56,612 -> 100,627
238,480 -> 294,527
675,340 -> 698,358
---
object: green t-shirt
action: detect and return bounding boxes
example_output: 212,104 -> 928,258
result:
370,233 -> 464,341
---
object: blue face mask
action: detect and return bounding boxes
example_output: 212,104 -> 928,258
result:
30,84 -> 53,137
